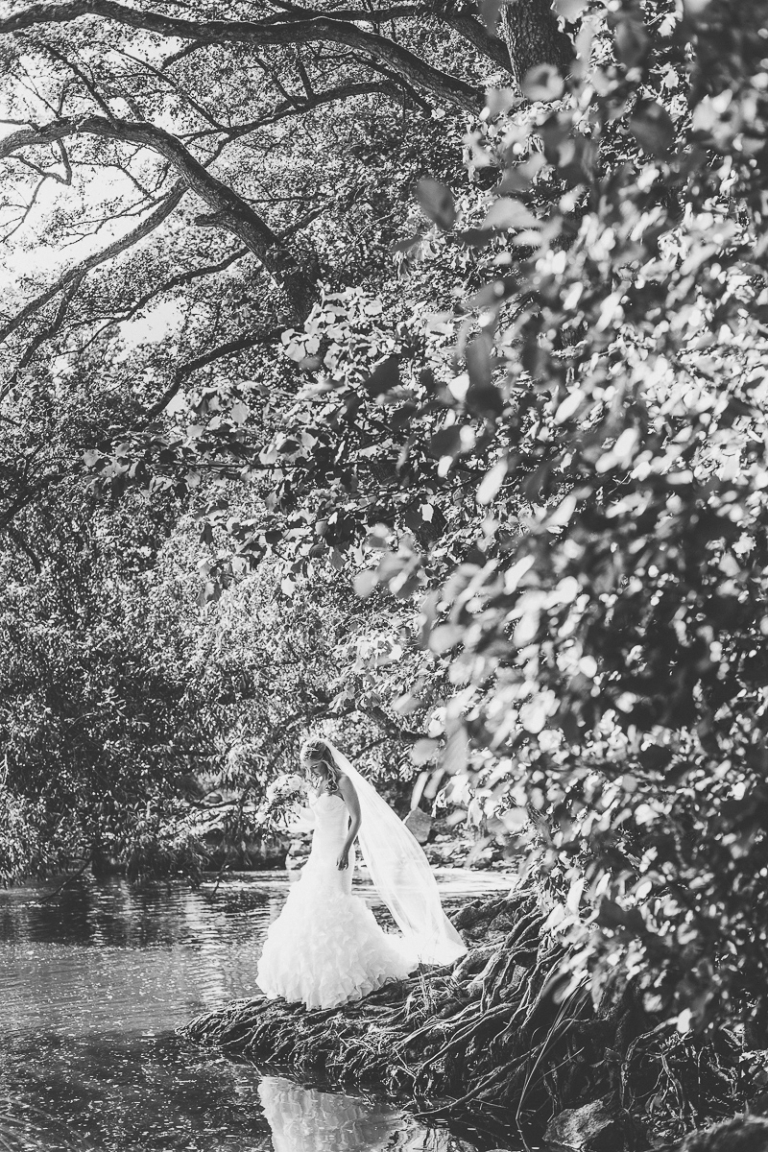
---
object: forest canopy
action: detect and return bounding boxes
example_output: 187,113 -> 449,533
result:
2,0 -> 768,1038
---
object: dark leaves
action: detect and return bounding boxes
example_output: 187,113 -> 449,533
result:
630,100 -> 676,155
610,11 -> 650,67
466,337 -> 503,418
363,355 -> 400,396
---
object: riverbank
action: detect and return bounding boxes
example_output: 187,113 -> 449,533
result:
185,889 -> 763,1151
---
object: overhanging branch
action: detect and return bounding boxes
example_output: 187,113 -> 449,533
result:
0,1 -> 481,111
0,116 -> 318,319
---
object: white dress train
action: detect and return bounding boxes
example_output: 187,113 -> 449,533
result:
256,792 -> 416,1010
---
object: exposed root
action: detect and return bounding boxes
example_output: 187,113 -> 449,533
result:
183,888 -> 758,1148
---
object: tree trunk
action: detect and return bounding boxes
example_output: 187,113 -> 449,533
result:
499,0 -> 574,89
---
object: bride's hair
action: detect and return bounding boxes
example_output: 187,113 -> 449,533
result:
299,735 -> 340,792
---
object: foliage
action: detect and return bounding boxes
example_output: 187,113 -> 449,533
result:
348,0 -> 768,1035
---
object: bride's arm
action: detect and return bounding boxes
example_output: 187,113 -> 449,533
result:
336,776 -> 362,870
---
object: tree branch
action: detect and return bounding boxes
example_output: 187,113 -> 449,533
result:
0,273 -> 84,402
2,524 -> 42,573
140,327 -> 283,425
0,181 -> 186,347
0,1 -> 481,111
75,246 -> 249,353
0,116 -> 318,319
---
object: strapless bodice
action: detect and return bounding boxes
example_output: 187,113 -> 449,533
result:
304,792 -> 352,889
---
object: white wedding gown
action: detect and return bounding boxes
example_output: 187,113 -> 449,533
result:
256,791 -> 416,1009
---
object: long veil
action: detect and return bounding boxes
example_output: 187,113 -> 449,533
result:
324,740 -> 467,966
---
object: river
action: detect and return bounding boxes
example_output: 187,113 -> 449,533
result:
0,869 -> 517,1152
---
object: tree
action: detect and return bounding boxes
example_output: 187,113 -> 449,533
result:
349,0 -> 768,1034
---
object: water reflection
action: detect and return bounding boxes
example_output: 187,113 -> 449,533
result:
259,1076 -> 476,1152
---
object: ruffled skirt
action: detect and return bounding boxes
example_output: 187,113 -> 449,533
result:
256,860 -> 416,1010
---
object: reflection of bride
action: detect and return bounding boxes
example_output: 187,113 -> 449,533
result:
256,736 -> 466,1011
258,1075 -> 403,1152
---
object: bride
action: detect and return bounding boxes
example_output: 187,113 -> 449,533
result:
256,735 -> 466,1010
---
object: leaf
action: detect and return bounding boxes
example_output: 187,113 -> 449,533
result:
468,383 -> 503,419
415,178 -> 456,230
555,388 -> 586,424
676,1008 -> 693,1034
430,426 -> 476,460
443,724 -> 470,775
683,0 -> 713,19
612,14 -> 650,66
630,100 -> 675,156
597,898 -> 626,929
466,336 -> 492,390
353,570 -> 379,598
428,624 -> 464,653
412,738 -> 440,766
429,425 -> 463,459
521,63 -> 564,103
485,87 -> 520,117
547,493 -> 577,528
363,355 -> 400,396
229,401 -> 250,424
482,198 -> 537,231
390,233 -> 424,256
464,336 -> 503,418
638,745 -> 673,772
496,153 -> 547,194
456,227 -> 495,248
197,580 -> 220,606
477,458 -> 508,504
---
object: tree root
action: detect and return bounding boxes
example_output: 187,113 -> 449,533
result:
183,888 -> 758,1148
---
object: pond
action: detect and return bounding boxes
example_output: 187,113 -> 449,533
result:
0,869 -> 516,1152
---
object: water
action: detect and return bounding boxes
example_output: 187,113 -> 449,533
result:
0,869 -> 514,1152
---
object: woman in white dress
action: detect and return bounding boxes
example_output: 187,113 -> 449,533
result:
256,736 -> 466,1011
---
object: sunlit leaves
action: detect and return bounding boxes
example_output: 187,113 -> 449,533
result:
482,197 -> 538,231
363,0 -> 768,1032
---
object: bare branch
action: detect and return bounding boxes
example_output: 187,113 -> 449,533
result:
2,524 -> 42,573
186,78 -> 421,145
30,35 -> 119,122
1,173 -> 48,240
9,150 -> 71,185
